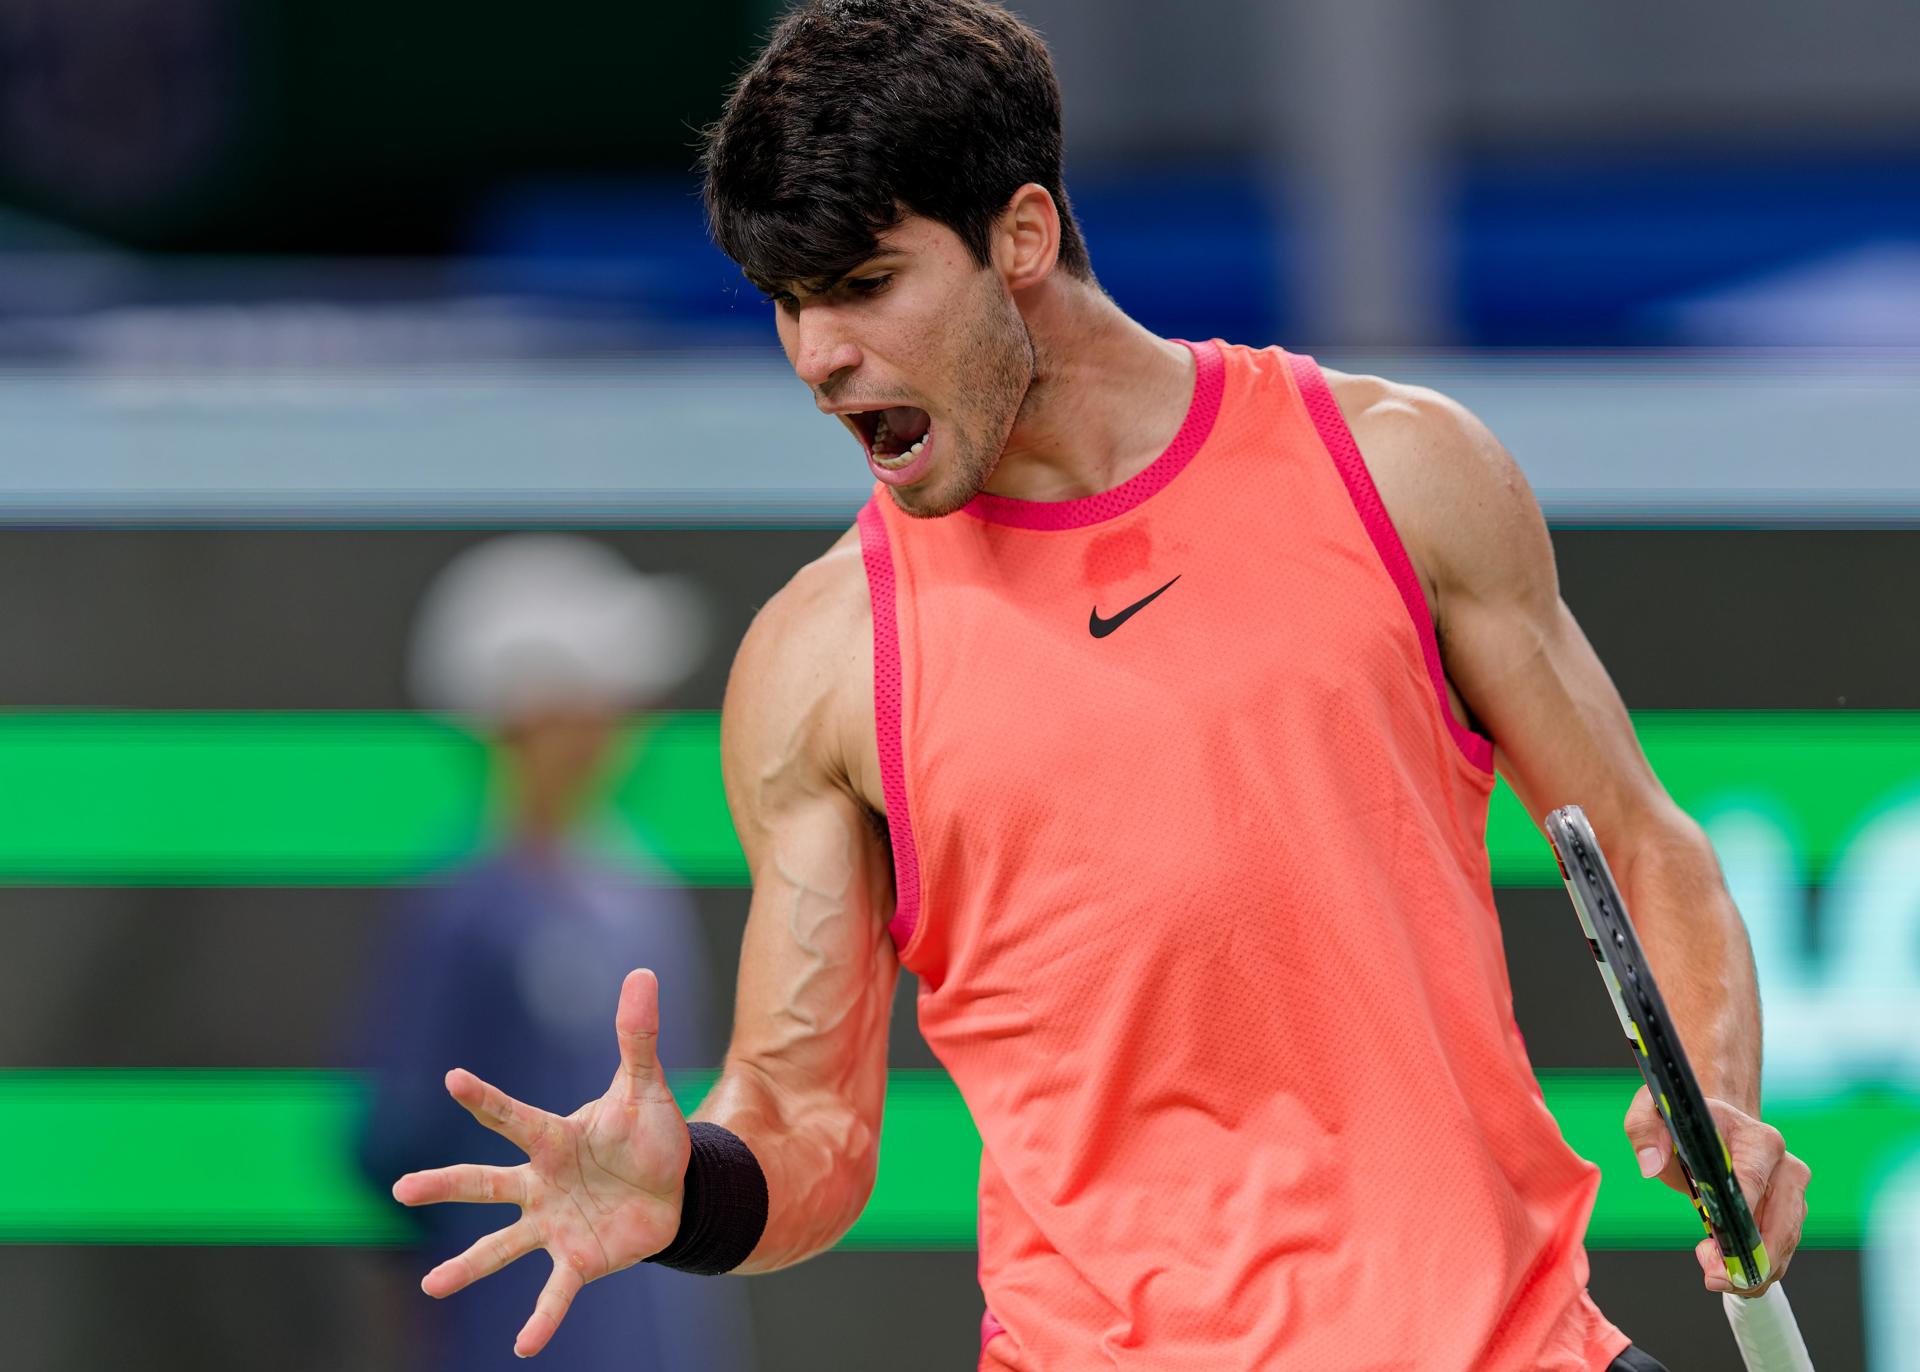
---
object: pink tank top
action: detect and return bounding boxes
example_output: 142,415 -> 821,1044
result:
856,340 -> 1628,1371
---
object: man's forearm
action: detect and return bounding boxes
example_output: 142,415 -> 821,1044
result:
1620,814 -> 1763,1114
689,1054 -> 883,1274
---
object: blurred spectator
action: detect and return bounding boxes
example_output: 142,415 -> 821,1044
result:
352,534 -> 752,1372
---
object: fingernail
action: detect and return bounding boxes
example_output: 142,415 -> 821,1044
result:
1637,1147 -> 1664,1177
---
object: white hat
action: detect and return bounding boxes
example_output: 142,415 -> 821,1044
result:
408,534 -> 707,720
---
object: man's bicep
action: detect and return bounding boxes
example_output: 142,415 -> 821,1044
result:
1452,585 -> 1676,838
686,562 -> 900,1268
726,781 -> 898,1086
1397,395 -> 1686,844
1303,365 -> 1687,854
712,571 -> 898,1115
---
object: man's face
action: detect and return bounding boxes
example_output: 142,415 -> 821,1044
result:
771,215 -> 1035,518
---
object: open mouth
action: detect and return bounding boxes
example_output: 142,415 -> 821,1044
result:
849,406 -> 933,469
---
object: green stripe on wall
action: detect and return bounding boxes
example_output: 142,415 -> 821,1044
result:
0,1069 -> 1908,1249
1485,712 -> 1920,886
0,710 -> 1917,887
0,712 -> 735,886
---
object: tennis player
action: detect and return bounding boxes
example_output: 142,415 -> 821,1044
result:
393,2 -> 1811,1366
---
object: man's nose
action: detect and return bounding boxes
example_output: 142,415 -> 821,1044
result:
793,311 -> 862,390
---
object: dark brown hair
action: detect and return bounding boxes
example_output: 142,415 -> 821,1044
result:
700,0 -> 1093,293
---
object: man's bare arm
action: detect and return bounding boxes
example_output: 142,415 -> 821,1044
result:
387,535 -> 898,1355
695,538 -> 899,1272
1336,377 -> 1760,1106
1336,373 -> 1809,1290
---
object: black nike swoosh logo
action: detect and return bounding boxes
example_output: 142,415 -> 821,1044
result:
1089,575 -> 1180,638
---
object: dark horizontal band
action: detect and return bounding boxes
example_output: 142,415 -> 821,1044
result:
645,1122 -> 768,1275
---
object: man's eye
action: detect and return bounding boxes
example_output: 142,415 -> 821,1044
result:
764,292 -> 798,311
847,275 -> 893,296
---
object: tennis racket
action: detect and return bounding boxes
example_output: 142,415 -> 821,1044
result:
1544,804 -> 1813,1372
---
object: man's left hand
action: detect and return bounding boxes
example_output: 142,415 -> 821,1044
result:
1622,1085 -> 1811,1296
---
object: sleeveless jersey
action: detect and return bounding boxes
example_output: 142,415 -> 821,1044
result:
854,340 -> 1629,1371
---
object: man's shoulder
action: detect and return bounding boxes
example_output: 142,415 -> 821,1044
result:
1319,366 -> 1480,452
1316,365 -> 1551,623
720,519 -> 880,809
755,521 -> 872,653
1319,365 -> 1518,519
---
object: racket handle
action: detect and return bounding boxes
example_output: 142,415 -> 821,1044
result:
1722,1284 -> 1814,1372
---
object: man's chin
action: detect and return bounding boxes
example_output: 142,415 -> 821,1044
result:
884,468 -> 985,520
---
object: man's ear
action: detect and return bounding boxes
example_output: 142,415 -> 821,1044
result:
994,183 -> 1062,291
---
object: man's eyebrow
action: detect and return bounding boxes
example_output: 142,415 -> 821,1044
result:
761,257 -> 903,299
853,251 -> 908,274
817,256 -> 905,289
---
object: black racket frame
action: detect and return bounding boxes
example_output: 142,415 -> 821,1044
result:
1546,804 -> 1768,1289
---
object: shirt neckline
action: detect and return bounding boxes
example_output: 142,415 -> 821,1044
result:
961,337 -> 1225,531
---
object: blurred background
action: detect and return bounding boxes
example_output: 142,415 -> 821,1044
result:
0,0 -> 1916,1367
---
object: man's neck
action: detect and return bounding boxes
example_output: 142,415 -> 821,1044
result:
982,282 -> 1198,503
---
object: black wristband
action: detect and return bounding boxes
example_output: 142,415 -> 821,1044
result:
644,1122 -> 769,1275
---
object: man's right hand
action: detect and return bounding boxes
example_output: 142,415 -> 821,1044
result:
392,968 -> 692,1359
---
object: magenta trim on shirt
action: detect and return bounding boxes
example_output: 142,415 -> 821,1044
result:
1288,352 -> 1497,774
857,497 -> 925,951
962,338 -> 1225,530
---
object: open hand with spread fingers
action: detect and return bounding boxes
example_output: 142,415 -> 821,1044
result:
392,968 -> 691,1358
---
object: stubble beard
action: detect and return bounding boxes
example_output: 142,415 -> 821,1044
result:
886,278 -> 1036,520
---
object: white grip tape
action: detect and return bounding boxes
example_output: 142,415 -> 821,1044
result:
1722,1284 -> 1815,1372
